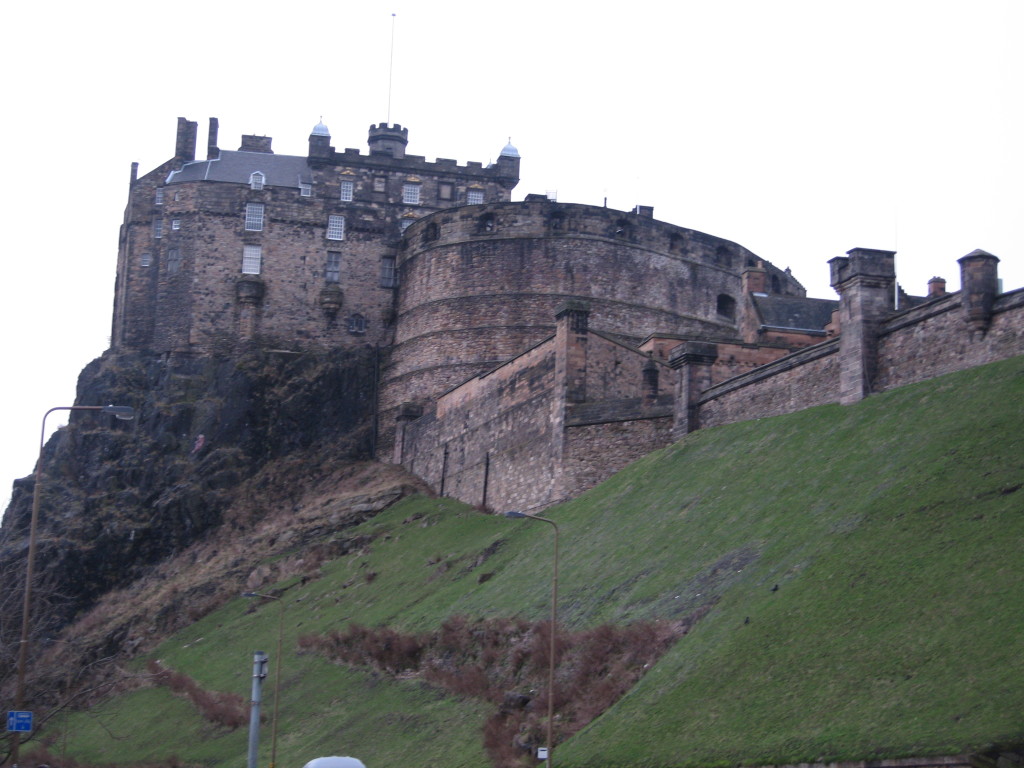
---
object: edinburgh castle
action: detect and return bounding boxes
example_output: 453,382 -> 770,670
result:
113,118 -> 1024,513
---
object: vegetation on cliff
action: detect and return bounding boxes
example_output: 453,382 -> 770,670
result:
5,356 -> 1023,768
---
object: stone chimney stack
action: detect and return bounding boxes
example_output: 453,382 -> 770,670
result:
927,276 -> 947,298
958,250 -> 1000,334
829,247 -> 897,404
742,261 -> 768,294
207,117 -> 220,160
239,135 -> 274,153
174,117 -> 198,167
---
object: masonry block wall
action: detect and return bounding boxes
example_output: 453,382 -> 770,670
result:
112,118 -> 519,355
398,306 -> 675,513
378,199 -> 805,450
688,252 -> 1022,434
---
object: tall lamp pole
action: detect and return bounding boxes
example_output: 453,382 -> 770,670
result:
506,511 -> 559,768
9,404 -> 134,768
243,592 -> 285,768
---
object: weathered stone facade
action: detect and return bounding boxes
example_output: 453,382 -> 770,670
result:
110,118 -> 1022,515
112,118 -> 520,354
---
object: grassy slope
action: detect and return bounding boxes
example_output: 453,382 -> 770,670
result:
62,356 -> 1024,768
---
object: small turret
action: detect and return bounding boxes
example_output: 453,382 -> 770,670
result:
368,123 -> 409,158
308,119 -> 333,165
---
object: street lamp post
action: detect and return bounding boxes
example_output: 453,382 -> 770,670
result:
10,404 -> 134,768
506,511 -> 559,768
243,592 -> 285,768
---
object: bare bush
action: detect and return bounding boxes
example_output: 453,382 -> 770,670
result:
299,612 -> 708,768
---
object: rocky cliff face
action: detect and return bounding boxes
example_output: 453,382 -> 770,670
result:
0,345 -> 380,647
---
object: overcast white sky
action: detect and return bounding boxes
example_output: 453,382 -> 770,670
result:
1,0 -> 1021,510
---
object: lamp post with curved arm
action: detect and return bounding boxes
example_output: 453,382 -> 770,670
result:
9,404 -> 134,768
506,511 -> 559,768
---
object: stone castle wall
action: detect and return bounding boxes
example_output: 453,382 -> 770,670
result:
379,200 -> 803,436
876,288 -> 1024,391
400,249 -> 1022,513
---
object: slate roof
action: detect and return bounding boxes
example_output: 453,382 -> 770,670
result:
166,150 -> 313,188
752,294 -> 838,332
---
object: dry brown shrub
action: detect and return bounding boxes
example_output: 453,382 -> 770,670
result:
146,660 -> 248,729
299,611 -> 709,768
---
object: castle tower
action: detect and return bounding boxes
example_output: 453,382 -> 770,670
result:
368,123 -> 408,158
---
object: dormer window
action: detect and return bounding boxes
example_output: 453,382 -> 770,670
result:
340,181 -> 354,202
250,172 -> 265,190
299,183 -> 312,197
402,183 -> 421,205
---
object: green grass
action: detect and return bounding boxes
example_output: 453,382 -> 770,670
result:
58,355 -> 1024,768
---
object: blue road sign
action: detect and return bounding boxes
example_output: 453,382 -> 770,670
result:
7,710 -> 33,732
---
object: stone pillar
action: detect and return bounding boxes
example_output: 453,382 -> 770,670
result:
669,341 -> 718,439
392,402 -> 423,464
829,247 -> 896,404
642,356 -> 660,407
958,250 -> 1000,334
550,301 -> 591,505
555,300 -> 590,404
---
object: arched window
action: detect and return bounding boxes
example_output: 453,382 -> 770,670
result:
348,313 -> 366,334
717,294 -> 737,321
477,214 -> 495,233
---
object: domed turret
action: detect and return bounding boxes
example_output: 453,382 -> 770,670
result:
499,139 -> 520,158
311,119 -> 331,137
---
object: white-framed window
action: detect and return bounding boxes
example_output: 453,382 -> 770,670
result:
242,245 -> 262,275
245,203 -> 265,231
325,251 -> 341,283
327,215 -> 345,240
348,313 -> 366,334
153,220 -> 163,239
340,180 -> 354,202
249,171 -> 265,190
167,248 -> 182,274
171,219 -> 181,230
400,219 -> 414,234
467,189 -> 484,205
299,183 -> 312,197
380,256 -> 398,288
174,191 -> 182,202
402,183 -> 420,205
155,188 -> 164,205
140,252 -> 152,267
